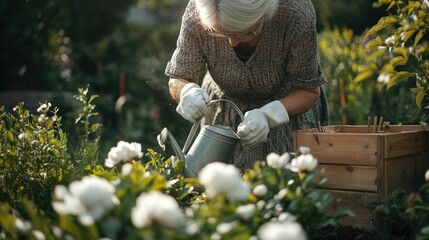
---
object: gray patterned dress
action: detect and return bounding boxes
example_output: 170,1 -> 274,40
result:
165,0 -> 329,171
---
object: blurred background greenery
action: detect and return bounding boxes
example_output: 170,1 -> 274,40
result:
0,0 -> 425,158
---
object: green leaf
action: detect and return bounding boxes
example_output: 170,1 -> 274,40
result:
369,49 -> 388,59
414,30 -> 425,48
7,131 -> 14,142
366,16 -> 398,37
393,47 -> 408,57
365,36 -> 383,49
354,69 -> 374,83
403,30 -> 416,43
389,56 -> 408,66
415,88 -> 426,109
410,87 -> 421,93
387,71 -> 415,89
387,1 -> 396,11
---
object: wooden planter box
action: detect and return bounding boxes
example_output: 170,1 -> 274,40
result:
293,125 -> 429,228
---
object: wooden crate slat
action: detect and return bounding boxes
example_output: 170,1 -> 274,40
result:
317,164 -> 378,192
385,154 -> 422,195
294,133 -> 378,166
384,132 -> 425,158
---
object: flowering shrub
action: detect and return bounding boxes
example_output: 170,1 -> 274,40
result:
0,106 -> 354,240
12,87 -> 429,239
0,86 -> 103,217
0,102 -> 71,216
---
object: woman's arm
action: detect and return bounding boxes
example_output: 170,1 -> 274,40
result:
279,87 -> 320,117
168,77 -> 199,103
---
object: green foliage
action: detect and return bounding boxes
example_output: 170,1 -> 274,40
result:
319,26 -> 421,124
0,95 -> 354,239
0,86 -> 104,217
67,85 -> 104,173
0,0 -> 137,91
242,162 -> 353,239
0,102 -> 71,216
369,181 -> 429,239
318,28 -> 374,124
356,0 -> 429,123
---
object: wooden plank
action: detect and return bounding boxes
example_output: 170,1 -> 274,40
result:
322,189 -> 378,228
377,135 -> 386,198
321,125 -> 426,133
385,154 -> 422,195
384,132 -> 425,158
294,133 -> 378,166
317,164 -> 378,192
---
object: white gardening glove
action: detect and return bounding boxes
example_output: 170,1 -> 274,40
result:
237,100 -> 289,149
176,83 -> 210,123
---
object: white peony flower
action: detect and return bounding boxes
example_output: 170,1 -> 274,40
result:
198,162 -> 250,201
131,191 -> 185,228
266,152 -> 290,169
32,230 -> 46,240
290,154 -> 318,172
18,132 -> 26,140
52,176 -> 119,226
105,141 -> 143,168
37,102 -> 51,114
257,221 -> 307,240
121,163 -> 133,175
423,0 -> 429,9
38,114 -> 48,123
425,169 -> 429,182
253,184 -> 268,197
298,146 -> 310,154
278,212 -> 297,222
216,221 -> 239,234
15,218 -> 32,233
236,204 -> 255,220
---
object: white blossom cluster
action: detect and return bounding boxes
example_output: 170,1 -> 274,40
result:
105,141 -> 143,168
198,162 -> 251,201
257,220 -> 307,240
36,102 -> 52,123
52,176 -> 119,226
131,191 -> 185,228
266,146 -> 318,172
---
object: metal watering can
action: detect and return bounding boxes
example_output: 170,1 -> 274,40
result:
157,99 -> 244,178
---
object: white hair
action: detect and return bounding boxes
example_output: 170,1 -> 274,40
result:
195,0 -> 279,31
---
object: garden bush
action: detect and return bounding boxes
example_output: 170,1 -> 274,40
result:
0,88 -> 357,240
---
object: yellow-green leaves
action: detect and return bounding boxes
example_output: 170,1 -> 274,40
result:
366,16 -> 399,37
356,0 -> 429,118
387,71 -> 415,89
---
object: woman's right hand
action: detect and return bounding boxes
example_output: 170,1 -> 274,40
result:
176,83 -> 210,122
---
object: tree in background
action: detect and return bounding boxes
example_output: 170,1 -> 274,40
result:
0,0 -> 136,91
312,0 -> 385,34
315,0 -> 426,125
0,0 -> 190,155
357,0 -> 429,124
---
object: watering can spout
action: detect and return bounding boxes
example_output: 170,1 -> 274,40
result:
157,99 -> 244,178
157,127 -> 186,162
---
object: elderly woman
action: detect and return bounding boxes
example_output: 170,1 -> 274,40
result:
165,0 -> 329,172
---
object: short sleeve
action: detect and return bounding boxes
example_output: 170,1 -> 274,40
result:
165,0 -> 206,79
284,3 -> 326,89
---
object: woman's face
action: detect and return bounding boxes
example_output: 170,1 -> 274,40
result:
207,20 -> 264,46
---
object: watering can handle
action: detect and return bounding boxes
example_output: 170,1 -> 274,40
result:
182,99 -> 244,154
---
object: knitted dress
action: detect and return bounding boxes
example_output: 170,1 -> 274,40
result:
165,0 -> 329,172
